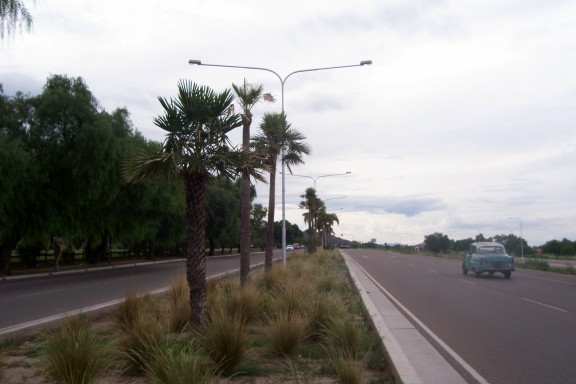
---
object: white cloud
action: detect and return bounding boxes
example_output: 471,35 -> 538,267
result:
2,0 -> 575,246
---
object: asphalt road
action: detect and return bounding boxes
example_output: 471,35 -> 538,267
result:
346,248 -> 576,384
0,252 -> 273,332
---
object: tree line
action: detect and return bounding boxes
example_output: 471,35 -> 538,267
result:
424,232 -> 576,258
0,75 -> 313,276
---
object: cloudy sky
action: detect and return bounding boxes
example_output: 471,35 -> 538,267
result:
2,0 -> 575,246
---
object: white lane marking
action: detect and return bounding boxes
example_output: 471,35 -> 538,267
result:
458,279 -> 476,285
16,288 -> 64,298
518,273 -> 576,287
428,269 -> 438,274
522,298 -> 568,313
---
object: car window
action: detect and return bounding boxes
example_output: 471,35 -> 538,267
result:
478,246 -> 504,254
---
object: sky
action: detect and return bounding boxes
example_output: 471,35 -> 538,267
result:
2,0 -> 575,246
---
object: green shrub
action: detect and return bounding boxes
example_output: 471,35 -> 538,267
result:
40,315 -> 113,384
520,259 -> 550,271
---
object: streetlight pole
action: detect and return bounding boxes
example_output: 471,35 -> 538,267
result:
288,172 -> 351,190
189,59 -> 372,266
508,217 -> 524,259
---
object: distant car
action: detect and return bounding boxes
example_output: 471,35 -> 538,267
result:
462,242 -> 515,278
293,243 -> 300,250
286,244 -> 294,251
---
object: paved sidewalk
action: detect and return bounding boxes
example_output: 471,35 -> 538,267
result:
342,252 -> 473,384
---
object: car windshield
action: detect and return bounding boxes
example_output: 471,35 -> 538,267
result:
478,246 -> 505,254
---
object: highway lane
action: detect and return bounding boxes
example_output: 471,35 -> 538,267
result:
0,252 -> 272,331
346,248 -> 576,384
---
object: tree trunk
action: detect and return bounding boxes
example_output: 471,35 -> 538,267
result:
264,163 -> 277,271
185,172 -> 207,329
239,113 -> 252,286
0,234 -> 20,276
239,168 -> 251,286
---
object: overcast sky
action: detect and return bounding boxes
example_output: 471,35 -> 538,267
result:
2,0 -> 575,246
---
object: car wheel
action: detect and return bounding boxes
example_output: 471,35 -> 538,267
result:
462,264 -> 468,275
504,271 -> 511,279
474,269 -> 480,278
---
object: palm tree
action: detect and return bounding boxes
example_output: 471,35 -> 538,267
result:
299,187 -> 321,253
232,80 -> 274,286
252,112 -> 310,270
316,203 -> 339,248
1,0 -> 33,39
123,80 -> 266,328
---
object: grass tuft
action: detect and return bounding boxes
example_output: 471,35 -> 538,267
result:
264,310 -> 309,356
168,273 -> 191,332
322,317 -> 364,361
202,309 -> 249,374
114,290 -> 163,374
136,339 -> 216,384
223,283 -> 262,326
0,351 -> 5,383
40,314 -> 113,384
332,358 -> 364,384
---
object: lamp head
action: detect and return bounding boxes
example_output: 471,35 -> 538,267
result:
188,60 -> 202,65
360,60 -> 372,66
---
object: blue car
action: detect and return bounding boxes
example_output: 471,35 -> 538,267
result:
462,242 -> 515,279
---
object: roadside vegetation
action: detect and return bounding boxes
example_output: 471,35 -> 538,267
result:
1,250 -> 395,383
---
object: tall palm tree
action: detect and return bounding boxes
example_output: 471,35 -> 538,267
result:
316,203 -> 339,248
232,80 -> 274,286
299,187 -> 321,253
252,112 -> 310,270
1,0 -> 33,39
123,80 -> 266,328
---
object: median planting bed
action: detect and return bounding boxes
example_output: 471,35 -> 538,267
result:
0,250 -> 394,383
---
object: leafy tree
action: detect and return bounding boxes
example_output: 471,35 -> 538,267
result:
453,238 -> 474,252
543,238 -> 575,258
206,177 -> 240,256
492,234 -> 531,257
0,91 -> 43,275
0,0 -> 33,39
273,220 -> 304,247
252,112 -> 310,268
123,80 -> 266,328
424,232 -> 451,254
28,75 -> 126,265
250,203 -> 267,250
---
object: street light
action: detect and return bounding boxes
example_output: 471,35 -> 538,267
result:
189,59 -> 371,266
288,172 -> 351,190
508,217 -> 524,259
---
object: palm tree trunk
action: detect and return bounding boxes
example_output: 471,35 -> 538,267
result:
264,162 -> 277,271
239,112 -> 252,286
240,169 -> 251,286
184,172 -> 208,329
